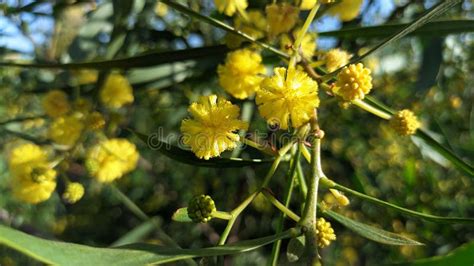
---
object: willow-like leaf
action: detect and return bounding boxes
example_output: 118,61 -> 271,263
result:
0,45 -> 228,69
319,20 -> 474,39
0,225 -> 299,265
324,210 -> 422,246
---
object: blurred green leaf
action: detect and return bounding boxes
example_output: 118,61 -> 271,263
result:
131,130 -> 274,168
397,241 -> 474,266
413,130 -> 474,177
286,235 -> 305,263
172,208 -> 193,222
415,38 -> 443,93
324,210 -> 423,245
111,217 -> 162,247
0,45 -> 228,69
0,225 -> 298,265
319,20 -> 474,39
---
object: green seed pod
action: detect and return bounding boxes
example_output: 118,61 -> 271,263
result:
187,195 -> 216,223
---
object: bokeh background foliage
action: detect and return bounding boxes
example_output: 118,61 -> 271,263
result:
0,0 -> 473,265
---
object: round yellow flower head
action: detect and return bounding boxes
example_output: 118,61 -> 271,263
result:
390,109 -> 421,136
300,0 -> 317,10
86,138 -> 139,183
218,49 -> 266,99
100,73 -> 134,109
334,63 -> 372,101
327,0 -> 363,21
280,29 -> 317,59
42,90 -> 71,118
324,48 -> 352,72
266,3 -> 299,37
62,182 -> 85,204
256,67 -> 319,130
316,217 -> 336,248
226,10 -> 266,48
9,144 -> 57,204
181,95 -> 248,160
49,114 -> 84,147
214,0 -> 248,16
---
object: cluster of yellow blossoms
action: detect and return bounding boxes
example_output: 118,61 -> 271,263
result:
316,217 -> 337,248
9,72 -> 139,205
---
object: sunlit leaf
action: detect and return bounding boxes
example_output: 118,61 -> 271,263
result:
0,225 -> 299,265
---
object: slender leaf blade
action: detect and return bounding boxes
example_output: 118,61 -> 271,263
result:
324,210 -> 422,246
0,225 -> 298,265
413,129 -> 474,177
0,45 -> 228,69
319,20 -> 474,39
331,181 -> 474,224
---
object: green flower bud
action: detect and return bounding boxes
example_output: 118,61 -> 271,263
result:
187,195 -> 216,223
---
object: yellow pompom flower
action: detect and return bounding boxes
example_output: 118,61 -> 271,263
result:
42,90 -> 71,118
390,109 -> 421,136
266,3 -> 299,37
100,73 -> 134,109
280,29 -> 317,59
214,0 -> 248,16
334,63 -> 372,101
300,0 -> 317,10
324,48 -> 352,72
218,49 -> 266,99
86,138 -> 139,183
49,114 -> 84,147
62,182 -> 85,204
327,0 -> 363,21
9,144 -> 57,204
256,67 -> 319,130
316,217 -> 336,248
181,95 -> 248,160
